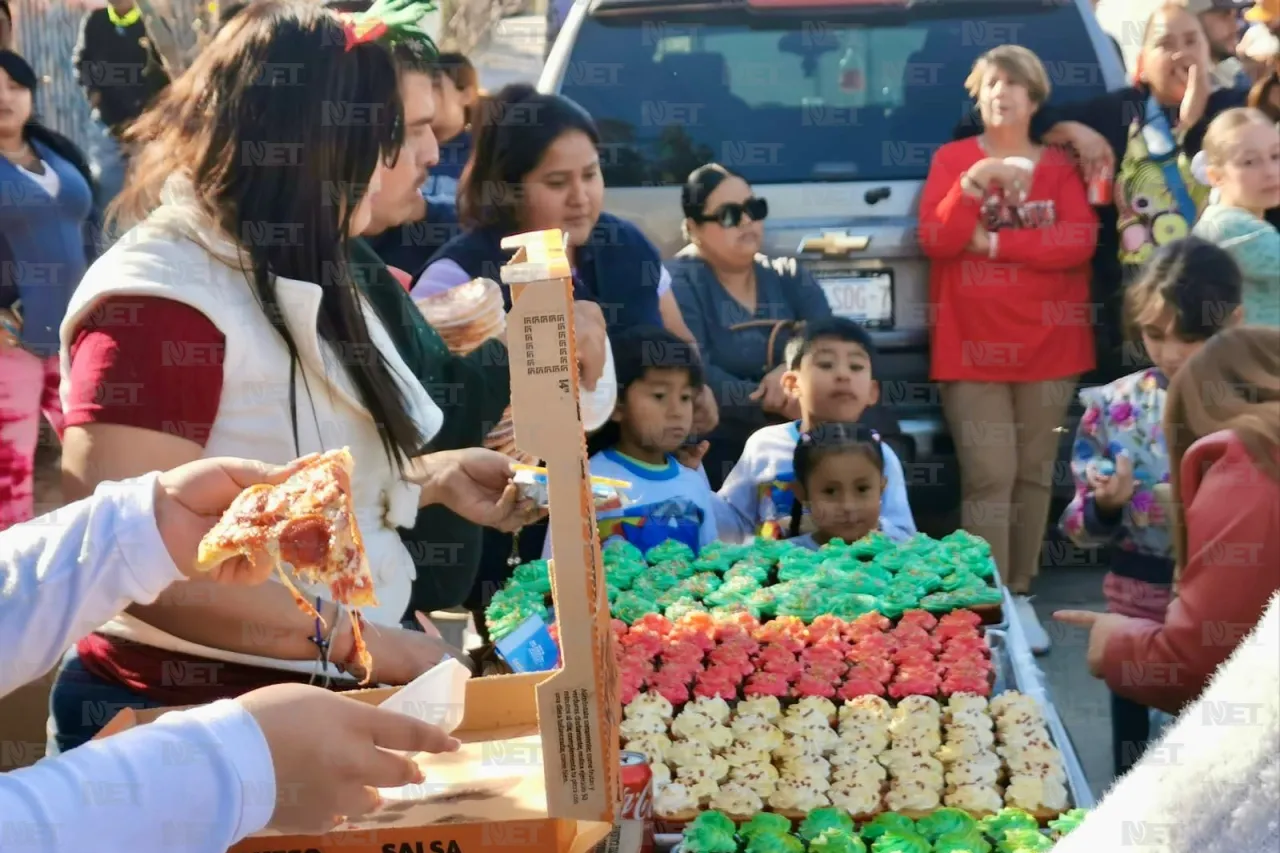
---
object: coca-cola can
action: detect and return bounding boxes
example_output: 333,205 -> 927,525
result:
1089,170 -> 1114,205
594,752 -> 654,853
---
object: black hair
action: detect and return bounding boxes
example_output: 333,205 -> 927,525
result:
789,421 -> 885,538
0,49 -> 36,91
0,0 -> 10,23
1125,236 -> 1243,342
785,317 -> 878,371
587,325 -> 703,456
681,162 -> 744,220
116,0 -> 422,466
458,83 -> 599,231
434,52 -> 478,126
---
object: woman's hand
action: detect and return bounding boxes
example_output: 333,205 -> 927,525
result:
573,300 -> 607,392
1180,61 -> 1213,129
1088,454 -> 1138,513
693,384 -> 719,435
235,682 -> 461,833
411,447 -> 542,532
965,158 -> 1032,205
750,365 -> 791,415
154,454 -> 319,582
1052,610 -> 1140,678
1045,121 -> 1114,183
966,224 -> 992,255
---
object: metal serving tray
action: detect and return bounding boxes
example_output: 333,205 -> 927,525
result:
1001,590 -> 1096,809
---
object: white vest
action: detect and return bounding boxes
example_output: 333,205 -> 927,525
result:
59,179 -> 443,677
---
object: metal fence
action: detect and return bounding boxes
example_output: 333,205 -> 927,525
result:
13,0 -> 96,153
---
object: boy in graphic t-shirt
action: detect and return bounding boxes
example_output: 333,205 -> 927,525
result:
716,318 -> 916,543
543,326 -> 718,558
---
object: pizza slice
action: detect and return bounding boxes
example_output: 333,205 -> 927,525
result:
197,447 -> 375,680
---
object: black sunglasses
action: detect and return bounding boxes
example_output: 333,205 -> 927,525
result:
693,196 -> 769,228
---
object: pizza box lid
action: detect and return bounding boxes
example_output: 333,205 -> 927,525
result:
93,673 -> 612,853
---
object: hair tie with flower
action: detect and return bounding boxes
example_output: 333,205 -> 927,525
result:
337,0 -> 439,57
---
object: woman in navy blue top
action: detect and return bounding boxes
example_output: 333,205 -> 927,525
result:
0,50 -> 97,530
410,84 -> 665,335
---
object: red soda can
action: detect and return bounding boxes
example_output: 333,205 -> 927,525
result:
595,752 -> 655,853
1089,169 -> 1113,205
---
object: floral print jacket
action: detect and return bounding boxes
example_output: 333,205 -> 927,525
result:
1060,368 -> 1175,584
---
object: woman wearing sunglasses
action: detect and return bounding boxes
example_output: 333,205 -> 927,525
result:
669,163 -> 834,489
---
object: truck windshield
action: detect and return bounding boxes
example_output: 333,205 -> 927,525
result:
557,4 -> 1111,186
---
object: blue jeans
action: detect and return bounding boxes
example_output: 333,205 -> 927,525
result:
86,120 -> 126,212
46,648 -> 164,756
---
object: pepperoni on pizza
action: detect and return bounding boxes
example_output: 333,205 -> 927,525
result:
197,447 -> 375,679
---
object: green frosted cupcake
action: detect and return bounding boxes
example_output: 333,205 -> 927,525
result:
798,806 -> 856,841
932,829 -> 993,853
646,539 -> 696,564
604,539 -> 645,562
699,541 -> 752,563
809,829 -> 866,853
937,571 -> 981,592
777,551 -> 822,581
848,531 -> 895,558
738,812 -> 791,841
860,813 -> 916,841
869,831 -> 930,853
679,572 -> 723,598
725,561 -> 771,584
995,829 -> 1053,853
915,808 -> 978,842
1046,809 -> 1087,838
684,810 -> 739,853
709,600 -> 762,620
899,568 -> 944,594
663,597 -> 705,622
511,560 -> 552,593
950,585 -> 1003,609
877,588 -> 921,619
979,809 -> 1039,840
744,831 -> 804,853
828,593 -> 883,621
839,571 -> 891,597
746,586 -> 780,618
612,591 -> 654,624
899,532 -> 940,554
706,575 -> 761,606
871,549 -> 911,573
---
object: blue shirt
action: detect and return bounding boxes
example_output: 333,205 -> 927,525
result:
0,139 -> 94,356
543,448 -> 719,557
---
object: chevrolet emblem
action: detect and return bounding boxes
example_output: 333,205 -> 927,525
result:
799,232 -> 872,256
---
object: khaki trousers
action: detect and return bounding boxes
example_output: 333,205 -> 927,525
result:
942,379 -> 1077,593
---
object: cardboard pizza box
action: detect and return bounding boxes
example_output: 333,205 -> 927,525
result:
93,228 -> 620,853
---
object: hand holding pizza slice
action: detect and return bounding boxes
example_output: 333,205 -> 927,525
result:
196,447 -> 377,681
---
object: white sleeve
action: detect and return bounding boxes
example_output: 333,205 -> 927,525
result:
715,452 -> 761,544
877,444 -> 917,542
409,259 -> 473,301
0,699 -> 277,853
0,473 -> 183,698
657,266 -> 672,297
696,478 -> 719,548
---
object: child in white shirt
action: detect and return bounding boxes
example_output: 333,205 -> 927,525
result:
544,326 -> 718,558
788,422 -> 889,550
718,318 -> 915,542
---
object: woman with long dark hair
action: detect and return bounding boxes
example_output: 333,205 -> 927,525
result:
50,0 -> 538,752
0,49 -> 97,531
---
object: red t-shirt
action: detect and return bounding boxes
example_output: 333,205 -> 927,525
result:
919,138 -> 1098,383
65,296 -> 318,703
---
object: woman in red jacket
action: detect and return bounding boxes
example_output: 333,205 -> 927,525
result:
1057,326 -> 1280,714
919,45 -> 1098,652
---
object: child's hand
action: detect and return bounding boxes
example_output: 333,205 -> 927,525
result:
1088,454 -> 1137,513
674,440 -> 710,470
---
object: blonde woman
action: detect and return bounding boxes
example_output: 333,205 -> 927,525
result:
919,45 -> 1098,652
1192,108 -> 1280,326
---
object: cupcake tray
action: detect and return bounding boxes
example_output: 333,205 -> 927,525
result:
649,628 -> 1088,845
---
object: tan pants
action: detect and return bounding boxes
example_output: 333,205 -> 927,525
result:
942,379 -> 1077,594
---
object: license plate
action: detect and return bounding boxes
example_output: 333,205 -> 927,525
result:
817,270 -> 893,327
